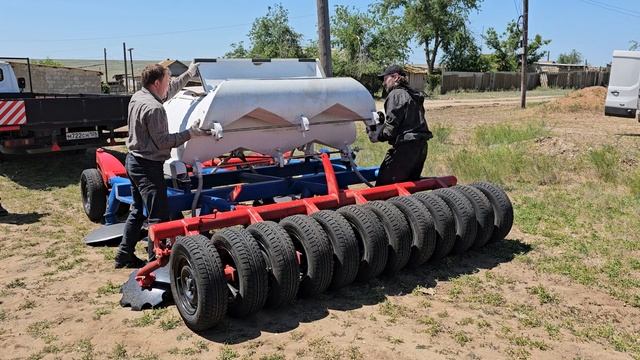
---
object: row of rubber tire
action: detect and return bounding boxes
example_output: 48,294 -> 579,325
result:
169,182 -> 513,331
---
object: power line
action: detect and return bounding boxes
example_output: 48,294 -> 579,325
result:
512,0 -> 521,17
582,0 -> 640,16
577,0 -> 640,18
0,14 -> 316,43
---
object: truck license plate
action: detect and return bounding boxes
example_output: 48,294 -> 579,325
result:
66,131 -> 99,140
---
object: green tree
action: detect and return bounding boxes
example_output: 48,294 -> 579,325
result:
441,29 -> 491,72
381,0 -> 482,74
35,57 -> 63,67
484,20 -> 551,71
224,42 -> 250,58
224,4 -> 305,58
557,49 -> 582,64
630,40 -> 639,51
330,5 -> 410,92
248,4 -> 304,58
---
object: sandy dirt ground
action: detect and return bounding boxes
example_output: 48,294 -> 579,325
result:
1,87 -> 639,360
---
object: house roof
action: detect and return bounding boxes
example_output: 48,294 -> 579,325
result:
159,59 -> 187,67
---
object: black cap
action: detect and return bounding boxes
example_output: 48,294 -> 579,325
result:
378,64 -> 406,79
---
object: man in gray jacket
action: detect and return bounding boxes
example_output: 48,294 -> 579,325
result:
369,65 -> 432,186
115,62 -> 210,268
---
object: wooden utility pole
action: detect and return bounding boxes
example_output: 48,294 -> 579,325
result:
103,48 -> 108,85
520,0 -> 528,108
123,42 -> 129,93
128,48 -> 135,92
316,0 -> 333,77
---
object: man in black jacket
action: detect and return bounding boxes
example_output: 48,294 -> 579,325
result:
369,65 -> 433,186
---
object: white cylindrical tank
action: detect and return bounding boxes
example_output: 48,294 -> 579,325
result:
163,59 -> 376,165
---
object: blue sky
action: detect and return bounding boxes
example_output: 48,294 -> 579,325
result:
1,0 -> 638,66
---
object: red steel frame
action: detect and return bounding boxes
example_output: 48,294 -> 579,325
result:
136,153 -> 457,287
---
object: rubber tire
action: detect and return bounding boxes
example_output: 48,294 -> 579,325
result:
247,221 -> 300,308
213,227 -> 268,317
337,205 -> 388,281
280,215 -> 333,297
363,200 -> 412,274
432,188 -> 477,254
471,182 -> 514,242
80,168 -> 106,222
387,196 -> 436,267
412,191 -> 456,259
452,185 -> 494,249
170,234 -> 228,331
311,210 -> 359,289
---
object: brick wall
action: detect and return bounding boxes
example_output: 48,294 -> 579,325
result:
8,62 -> 102,94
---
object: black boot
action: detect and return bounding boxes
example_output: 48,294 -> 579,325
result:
114,249 -> 146,269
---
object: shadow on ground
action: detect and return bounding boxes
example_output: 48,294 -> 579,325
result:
0,211 -> 47,225
0,148 -> 125,190
194,237 -> 532,344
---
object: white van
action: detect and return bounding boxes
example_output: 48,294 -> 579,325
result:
605,50 -> 640,120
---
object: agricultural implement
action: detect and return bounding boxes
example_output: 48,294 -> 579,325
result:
80,59 -> 513,331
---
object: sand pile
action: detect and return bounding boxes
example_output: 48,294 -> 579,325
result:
545,86 -> 606,113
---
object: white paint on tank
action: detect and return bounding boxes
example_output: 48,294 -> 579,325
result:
163,59 -> 376,165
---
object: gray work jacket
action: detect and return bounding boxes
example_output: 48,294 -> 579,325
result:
126,71 -> 194,162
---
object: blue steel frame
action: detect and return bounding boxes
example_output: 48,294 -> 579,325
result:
103,157 -> 379,225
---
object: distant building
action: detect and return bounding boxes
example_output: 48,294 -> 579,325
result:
405,64 -> 430,91
159,59 -> 188,77
8,61 -> 102,94
112,74 -> 141,93
534,61 -> 589,73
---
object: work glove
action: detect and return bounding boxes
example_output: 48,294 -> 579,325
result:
187,62 -> 200,78
189,119 -> 211,137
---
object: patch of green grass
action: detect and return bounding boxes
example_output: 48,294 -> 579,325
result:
588,145 -> 619,183
544,322 -> 561,339
159,314 -> 181,331
259,353 -> 286,360
629,168 -> 640,197
99,247 -> 117,261
528,285 -> 559,304
385,336 -> 404,345
452,330 -> 471,346
509,335 -> 550,351
19,298 -> 38,310
93,307 -> 112,320
418,315 -> 444,336
511,303 -> 542,328
7,278 -> 27,289
27,320 -> 53,339
109,343 -> 127,360
127,308 -> 167,327
56,257 -> 86,271
75,338 -> 94,360
305,337 -> 342,360
474,121 -> 549,146
574,324 -> 640,354
448,145 -> 526,185
217,345 -> 237,360
97,281 -> 121,296
378,299 -> 409,323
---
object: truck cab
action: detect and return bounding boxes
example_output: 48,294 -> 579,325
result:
605,50 -> 640,120
0,61 -> 20,93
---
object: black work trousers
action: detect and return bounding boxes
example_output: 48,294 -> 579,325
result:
119,153 -> 169,259
376,140 -> 428,186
